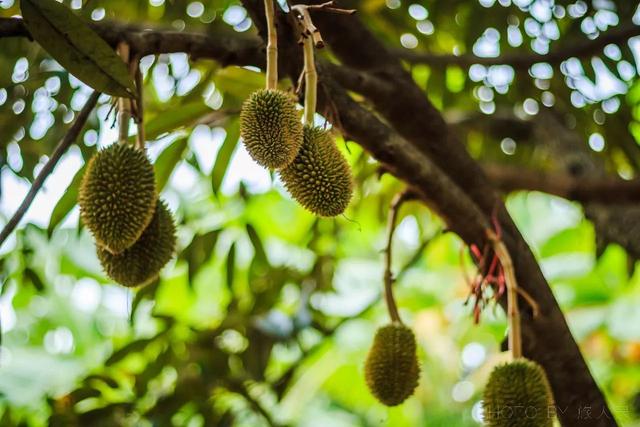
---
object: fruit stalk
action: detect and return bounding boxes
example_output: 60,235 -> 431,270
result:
302,35 -> 317,127
117,42 -> 132,145
264,0 -> 278,90
488,229 -> 522,359
383,192 -> 408,324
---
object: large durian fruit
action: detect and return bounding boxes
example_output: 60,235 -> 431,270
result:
78,143 -> 156,254
279,126 -> 353,217
364,323 -> 420,406
97,200 -> 176,287
483,358 -> 554,427
240,89 -> 303,169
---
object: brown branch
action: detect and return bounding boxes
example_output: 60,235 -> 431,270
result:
0,17 -> 263,68
277,2 -> 618,424
0,91 -> 100,248
485,164 -> 640,203
395,21 -> 640,69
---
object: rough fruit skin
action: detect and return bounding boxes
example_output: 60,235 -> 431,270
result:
364,323 -> 420,406
97,200 -> 176,287
240,89 -> 303,169
483,358 -> 554,427
279,126 -> 353,217
79,143 -> 157,254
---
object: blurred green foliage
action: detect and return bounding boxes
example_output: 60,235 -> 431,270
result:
1,0 -> 640,426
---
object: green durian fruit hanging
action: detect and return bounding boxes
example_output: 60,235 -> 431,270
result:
240,89 -> 303,169
78,143 -> 156,254
97,200 -> 176,287
364,323 -> 420,406
279,126 -> 353,217
483,358 -> 554,427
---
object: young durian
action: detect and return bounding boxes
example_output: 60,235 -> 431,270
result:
240,89 -> 303,169
483,358 -> 554,427
279,126 -> 353,217
97,200 -> 176,287
79,143 -> 156,254
364,323 -> 420,406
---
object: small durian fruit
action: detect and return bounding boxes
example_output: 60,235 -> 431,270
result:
79,143 -> 156,254
97,200 -> 176,287
364,323 -> 420,406
279,126 -> 353,217
240,89 -> 303,169
483,358 -> 554,427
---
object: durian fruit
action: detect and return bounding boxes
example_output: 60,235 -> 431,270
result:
240,89 -> 303,169
364,323 -> 420,406
97,200 -> 176,287
483,358 -> 554,427
79,143 -> 157,254
279,126 -> 353,217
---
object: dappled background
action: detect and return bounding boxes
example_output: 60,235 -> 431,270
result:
1,0 -> 640,425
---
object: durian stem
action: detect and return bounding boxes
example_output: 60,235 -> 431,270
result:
384,191 -> 409,324
264,0 -> 278,90
117,42 -> 132,145
487,229 -> 522,359
302,36 -> 317,127
134,60 -> 146,150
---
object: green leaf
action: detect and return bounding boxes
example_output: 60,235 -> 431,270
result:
154,136 -> 189,191
24,268 -> 45,292
139,102 -> 213,143
211,118 -> 240,195
20,0 -> 135,97
226,242 -> 236,291
215,67 -> 264,99
246,224 -> 268,266
180,230 -> 220,282
48,165 -> 85,237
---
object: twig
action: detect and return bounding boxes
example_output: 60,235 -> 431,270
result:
229,381 -> 278,427
383,191 -> 411,324
486,229 -> 521,359
0,91 -> 100,248
291,2 -> 356,49
264,0 -> 278,89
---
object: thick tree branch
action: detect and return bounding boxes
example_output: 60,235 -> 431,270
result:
485,164 -> 640,203
395,21 -> 640,69
0,91 -> 100,248
286,3 -> 617,425
0,18 -> 263,67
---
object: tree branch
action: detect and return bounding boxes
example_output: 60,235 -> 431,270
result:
0,91 -> 100,248
485,164 -> 640,203
394,21 -> 640,69
0,17 -> 263,67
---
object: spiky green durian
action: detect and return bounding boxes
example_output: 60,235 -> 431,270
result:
79,143 -> 157,254
279,126 -> 353,217
483,358 -> 554,427
240,89 -> 303,169
97,200 -> 176,287
364,323 -> 420,406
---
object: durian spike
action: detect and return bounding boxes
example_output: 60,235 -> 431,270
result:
302,35 -> 317,127
487,228 -> 522,359
264,0 -> 278,90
